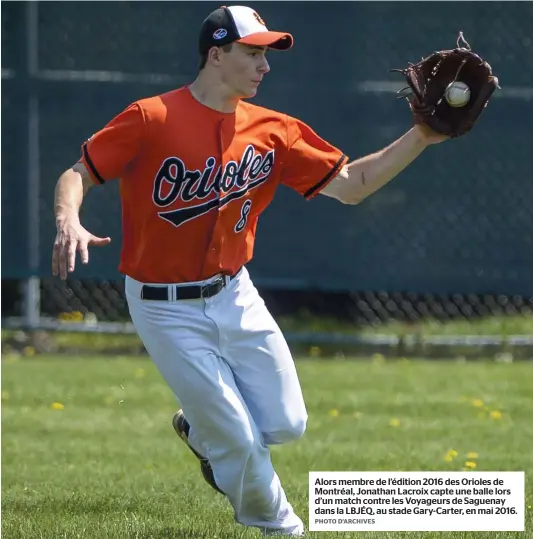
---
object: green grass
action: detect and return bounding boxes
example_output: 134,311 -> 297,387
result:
277,314 -> 533,337
2,355 -> 532,538
2,313 -> 533,359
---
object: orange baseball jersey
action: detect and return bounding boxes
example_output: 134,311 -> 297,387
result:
79,86 -> 348,283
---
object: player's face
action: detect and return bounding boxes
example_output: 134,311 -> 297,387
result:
221,43 -> 270,98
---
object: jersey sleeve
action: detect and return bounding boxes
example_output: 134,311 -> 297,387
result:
78,103 -> 145,184
279,116 -> 348,200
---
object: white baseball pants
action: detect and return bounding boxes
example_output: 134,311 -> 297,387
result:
125,267 -> 307,536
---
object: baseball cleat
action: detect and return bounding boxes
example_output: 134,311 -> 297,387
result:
262,529 -> 305,537
172,409 -> 225,495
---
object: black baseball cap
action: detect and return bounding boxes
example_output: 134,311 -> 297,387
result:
199,5 -> 294,55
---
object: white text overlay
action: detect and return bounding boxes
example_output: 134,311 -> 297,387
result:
309,471 -> 524,531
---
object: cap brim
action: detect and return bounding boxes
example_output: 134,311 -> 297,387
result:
237,31 -> 294,51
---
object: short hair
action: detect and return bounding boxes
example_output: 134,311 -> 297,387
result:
198,43 -> 233,71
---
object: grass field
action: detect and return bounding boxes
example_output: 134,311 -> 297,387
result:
2,355 -> 532,538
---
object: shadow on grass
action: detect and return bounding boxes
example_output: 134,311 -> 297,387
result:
4,499 -> 254,538
131,527 -> 254,539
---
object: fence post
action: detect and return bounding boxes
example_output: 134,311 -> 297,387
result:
23,1 -> 41,329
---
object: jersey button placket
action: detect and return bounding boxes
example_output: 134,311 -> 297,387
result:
206,119 -> 225,271
213,119 -> 232,353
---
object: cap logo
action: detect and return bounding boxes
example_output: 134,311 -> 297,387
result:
213,28 -> 228,40
253,11 -> 266,26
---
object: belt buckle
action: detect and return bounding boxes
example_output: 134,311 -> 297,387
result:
201,277 -> 224,298
199,284 -> 208,298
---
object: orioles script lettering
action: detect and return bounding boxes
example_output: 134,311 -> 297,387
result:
153,145 -> 275,228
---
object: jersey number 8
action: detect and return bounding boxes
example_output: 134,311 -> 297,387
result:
234,200 -> 252,233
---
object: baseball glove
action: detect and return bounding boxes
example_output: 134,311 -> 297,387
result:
391,32 -> 500,138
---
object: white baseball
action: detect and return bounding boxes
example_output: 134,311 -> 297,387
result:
445,81 -> 471,107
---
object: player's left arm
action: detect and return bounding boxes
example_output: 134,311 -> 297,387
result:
320,124 -> 445,205
279,117 -> 444,203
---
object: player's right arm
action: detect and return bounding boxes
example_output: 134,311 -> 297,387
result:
52,163 -> 111,280
52,102 -> 146,279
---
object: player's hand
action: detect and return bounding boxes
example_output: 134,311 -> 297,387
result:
52,215 -> 111,280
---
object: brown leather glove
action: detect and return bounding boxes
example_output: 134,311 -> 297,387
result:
392,32 -> 500,138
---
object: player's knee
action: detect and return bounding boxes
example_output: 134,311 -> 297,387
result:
265,414 -> 307,445
285,414 -> 307,441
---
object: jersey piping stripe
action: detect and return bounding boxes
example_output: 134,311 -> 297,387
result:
304,154 -> 347,199
82,142 -> 105,184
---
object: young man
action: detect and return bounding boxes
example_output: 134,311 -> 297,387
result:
52,5 -> 446,536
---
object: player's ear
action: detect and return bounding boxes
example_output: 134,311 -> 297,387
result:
208,46 -> 224,67
207,43 -> 233,67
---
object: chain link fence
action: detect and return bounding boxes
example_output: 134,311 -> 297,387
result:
4,279 -> 530,326
2,1 -> 533,350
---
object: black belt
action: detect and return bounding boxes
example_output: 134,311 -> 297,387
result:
140,271 -> 239,301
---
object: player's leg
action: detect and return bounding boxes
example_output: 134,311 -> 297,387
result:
124,276 -> 304,536
217,267 -> 308,446
194,268 -> 306,535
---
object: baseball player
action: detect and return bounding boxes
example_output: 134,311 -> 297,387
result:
52,5 -> 447,536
